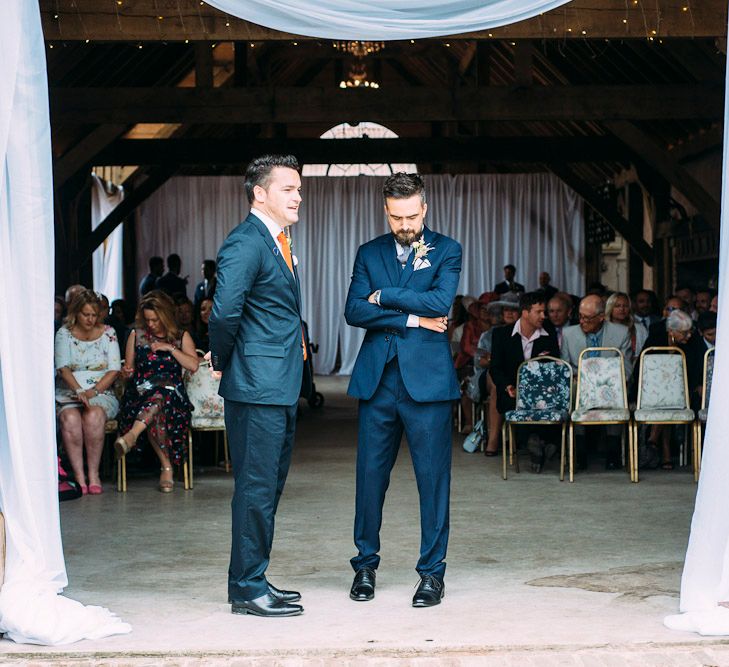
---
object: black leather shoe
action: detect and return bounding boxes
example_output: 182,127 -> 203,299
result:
229,583 -> 301,604
231,592 -> 303,617
412,575 -> 444,608
350,567 -> 376,601
268,583 -> 301,603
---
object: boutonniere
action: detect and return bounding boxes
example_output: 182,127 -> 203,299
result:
411,239 -> 434,271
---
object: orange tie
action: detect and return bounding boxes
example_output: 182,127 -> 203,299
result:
277,232 -> 307,360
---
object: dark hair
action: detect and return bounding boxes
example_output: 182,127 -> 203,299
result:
136,290 -> 180,343
675,284 -> 695,295
244,154 -> 300,205
504,264 -> 516,273
698,311 -> 717,332
203,259 -> 217,273
519,291 -> 546,314
382,172 -> 426,204
149,256 -> 164,272
167,253 -> 181,273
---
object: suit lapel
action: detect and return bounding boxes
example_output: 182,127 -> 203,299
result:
247,214 -> 299,306
379,235 -> 399,287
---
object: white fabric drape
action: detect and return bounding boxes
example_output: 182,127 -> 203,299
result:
91,174 -> 125,301
664,9 -> 729,637
136,174 -> 583,375
0,0 -> 130,645
205,0 -> 571,40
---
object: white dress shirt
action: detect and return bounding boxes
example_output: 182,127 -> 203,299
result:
250,208 -> 285,252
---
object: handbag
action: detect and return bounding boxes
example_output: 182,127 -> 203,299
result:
463,418 -> 485,453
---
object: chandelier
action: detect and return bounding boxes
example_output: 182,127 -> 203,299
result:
333,41 -> 385,57
339,62 -> 380,89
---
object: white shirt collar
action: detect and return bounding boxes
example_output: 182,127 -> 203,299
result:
250,208 -> 285,247
511,319 -> 549,341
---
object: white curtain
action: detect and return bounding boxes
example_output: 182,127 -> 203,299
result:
664,10 -> 729,636
205,0 -> 571,40
136,173 -> 584,375
0,0 -> 130,645
91,174 -> 124,301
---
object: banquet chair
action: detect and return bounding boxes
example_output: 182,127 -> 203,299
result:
182,351 -> 230,489
502,356 -> 572,480
693,347 -> 715,482
565,348 -> 633,483
631,346 -> 697,483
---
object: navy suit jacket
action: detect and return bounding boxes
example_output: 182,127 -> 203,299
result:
345,227 -> 462,403
209,213 -> 304,406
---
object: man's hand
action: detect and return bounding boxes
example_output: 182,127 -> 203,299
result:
204,351 -> 222,380
368,292 -> 378,304
419,316 -> 448,333
506,385 -> 517,398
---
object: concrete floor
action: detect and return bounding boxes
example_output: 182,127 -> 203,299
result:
3,376 -> 729,665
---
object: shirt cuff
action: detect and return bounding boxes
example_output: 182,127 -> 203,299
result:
406,314 -> 419,328
373,289 -> 382,306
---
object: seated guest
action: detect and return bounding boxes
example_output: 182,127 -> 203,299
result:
115,291 -> 199,492
193,296 -> 213,353
643,309 -> 704,469
695,288 -> 714,316
449,295 -> 472,355
547,292 -> 573,351
55,289 -> 121,495
140,256 -> 164,296
489,292 -> 559,470
561,294 -> 632,469
537,272 -> 558,301
176,297 -> 195,334
456,297 -> 487,432
698,311 -> 717,350
632,289 -> 661,329
493,264 -> 525,295
648,295 -> 689,338
156,253 -> 188,299
711,293 -> 719,313
675,285 -> 697,320
605,292 -> 648,364
54,295 -> 66,332
98,293 -> 110,321
194,259 -> 218,309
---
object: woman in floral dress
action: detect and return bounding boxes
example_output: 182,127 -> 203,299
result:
55,290 -> 121,495
116,291 -> 199,492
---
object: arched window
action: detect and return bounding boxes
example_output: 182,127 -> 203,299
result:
302,122 -> 417,177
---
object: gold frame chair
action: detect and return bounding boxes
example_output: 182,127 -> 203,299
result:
116,446 -> 191,492
631,346 -> 697,483
692,346 -> 714,482
501,355 -> 573,481
566,347 -> 633,483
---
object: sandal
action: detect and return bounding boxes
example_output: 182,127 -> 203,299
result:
114,433 -> 135,460
159,466 -> 174,493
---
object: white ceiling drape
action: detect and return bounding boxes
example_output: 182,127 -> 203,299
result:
204,0 -> 571,40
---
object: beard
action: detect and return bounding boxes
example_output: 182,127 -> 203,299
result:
393,226 -> 424,247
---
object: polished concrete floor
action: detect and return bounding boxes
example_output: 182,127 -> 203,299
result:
2,376 -> 725,664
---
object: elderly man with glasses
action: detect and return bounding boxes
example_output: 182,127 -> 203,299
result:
560,294 -> 632,470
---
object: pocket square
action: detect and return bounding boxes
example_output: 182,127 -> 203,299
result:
413,258 -> 431,271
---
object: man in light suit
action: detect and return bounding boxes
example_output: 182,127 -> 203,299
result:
345,173 -> 462,608
209,154 -> 306,617
561,294 -> 631,469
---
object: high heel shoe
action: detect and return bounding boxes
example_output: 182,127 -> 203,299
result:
114,433 -> 134,460
159,466 -> 174,493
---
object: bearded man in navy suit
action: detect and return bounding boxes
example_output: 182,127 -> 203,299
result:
344,173 -> 462,608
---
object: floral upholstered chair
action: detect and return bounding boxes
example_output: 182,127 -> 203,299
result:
694,347 -> 714,481
502,356 -> 572,480
566,348 -> 632,483
632,346 -> 697,483
183,352 -> 230,488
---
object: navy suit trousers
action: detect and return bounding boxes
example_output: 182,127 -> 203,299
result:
351,358 -> 452,580
225,399 -> 297,601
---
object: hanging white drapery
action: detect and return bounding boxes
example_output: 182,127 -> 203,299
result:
205,0 -> 571,40
91,174 -> 125,302
664,9 -> 729,637
0,0 -> 131,645
136,173 -> 584,375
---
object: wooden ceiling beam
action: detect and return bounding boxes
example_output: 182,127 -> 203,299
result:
91,136 -> 632,166
40,0 -> 727,41
50,84 -> 724,124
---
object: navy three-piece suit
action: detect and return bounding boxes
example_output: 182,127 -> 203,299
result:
345,226 -> 462,580
209,212 -> 304,602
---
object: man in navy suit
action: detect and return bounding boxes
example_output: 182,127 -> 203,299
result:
209,155 -> 306,617
345,173 -> 462,608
